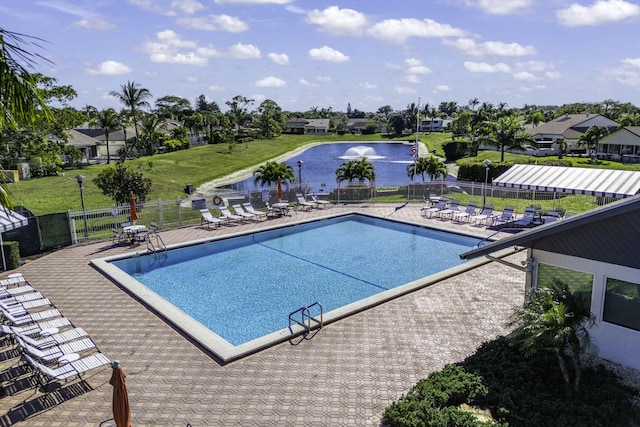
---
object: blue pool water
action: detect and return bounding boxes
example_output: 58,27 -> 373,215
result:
112,214 -> 479,346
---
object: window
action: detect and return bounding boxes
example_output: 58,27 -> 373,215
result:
537,264 -> 593,307
603,277 -> 640,331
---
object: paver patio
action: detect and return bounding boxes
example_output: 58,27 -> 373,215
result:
0,204 -> 526,426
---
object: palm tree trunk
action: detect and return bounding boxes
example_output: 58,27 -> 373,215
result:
569,334 -> 582,394
554,344 -> 572,397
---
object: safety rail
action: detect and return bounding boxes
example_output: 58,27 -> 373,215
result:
288,302 -> 323,335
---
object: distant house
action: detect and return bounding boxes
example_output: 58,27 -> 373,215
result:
527,114 -> 619,155
418,118 -> 451,132
64,129 -> 100,164
74,125 -> 130,161
285,118 -> 330,134
461,194 -> 640,371
597,126 -> 640,163
346,118 -> 369,134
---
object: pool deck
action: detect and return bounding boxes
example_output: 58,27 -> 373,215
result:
0,203 -> 527,426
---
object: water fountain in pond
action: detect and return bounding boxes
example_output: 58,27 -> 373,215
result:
339,145 -> 386,160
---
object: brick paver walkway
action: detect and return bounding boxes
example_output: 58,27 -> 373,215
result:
0,204 -> 526,426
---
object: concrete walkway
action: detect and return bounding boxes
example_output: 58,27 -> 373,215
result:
0,204 -> 525,426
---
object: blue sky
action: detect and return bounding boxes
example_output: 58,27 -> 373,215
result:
4,0 -> 640,113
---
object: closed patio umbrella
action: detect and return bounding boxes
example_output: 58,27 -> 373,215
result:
110,361 -> 131,427
129,193 -> 138,224
277,178 -> 283,202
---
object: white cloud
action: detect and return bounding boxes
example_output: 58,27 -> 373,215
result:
308,46 -> 350,62
394,86 -> 417,95
306,6 -> 368,36
512,71 -> 537,81
268,53 -> 290,65
315,76 -> 332,83
557,0 -> 640,27
367,18 -> 466,44
177,15 -> 249,32
186,76 -> 198,83
171,0 -> 204,14
444,38 -> 537,57
433,84 -> 450,93
86,60 -> 132,75
130,0 -> 176,16
156,30 -> 198,48
405,75 -> 421,84
464,61 -> 512,73
73,18 -> 114,31
611,57 -> 640,87
228,43 -> 261,59
359,82 -> 377,90
141,30 -> 214,65
464,0 -> 532,15
300,79 -> 317,87
254,76 -> 286,87
208,85 -> 225,91
214,0 -> 294,3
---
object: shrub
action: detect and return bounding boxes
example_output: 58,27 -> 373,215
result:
443,141 -> 471,161
1,241 -> 21,270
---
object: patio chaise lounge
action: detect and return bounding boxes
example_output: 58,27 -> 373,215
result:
491,206 -> 515,226
200,208 -> 223,228
4,317 -> 73,337
452,202 -> 477,222
296,194 -> 316,210
421,199 -> 447,217
232,204 -> 256,221
309,194 -> 330,207
219,205 -> 243,223
16,335 -> 98,363
24,352 -> 110,391
242,203 -> 268,220
512,207 -> 536,228
2,308 -> 63,326
6,326 -> 89,349
436,201 -> 461,220
470,205 -> 494,225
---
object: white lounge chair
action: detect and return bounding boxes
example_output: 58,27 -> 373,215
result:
0,283 -> 34,296
0,275 -> 28,288
435,201 -> 460,220
470,205 -> 494,225
309,194 -> 330,207
512,207 -> 536,228
491,206 -> 515,226
16,335 -> 97,363
24,352 -> 110,391
232,204 -> 256,221
17,327 -> 88,349
242,203 -> 267,220
219,205 -> 243,223
421,199 -> 447,217
452,202 -> 477,222
200,209 -> 223,228
296,194 -> 316,210
2,308 -> 63,326
7,317 -> 73,337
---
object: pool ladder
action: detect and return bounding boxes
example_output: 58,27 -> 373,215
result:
146,233 -> 167,254
288,302 -> 323,336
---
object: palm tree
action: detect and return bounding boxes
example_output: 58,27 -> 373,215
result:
110,80 -> 152,154
139,113 -> 165,155
406,156 -> 447,182
578,125 -> 609,163
468,97 -> 479,111
0,28 -> 53,210
89,108 -> 120,164
336,157 -> 376,185
253,161 -> 295,188
477,114 -> 534,162
509,279 -> 594,396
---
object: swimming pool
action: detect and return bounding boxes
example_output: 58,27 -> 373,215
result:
93,213 -> 487,362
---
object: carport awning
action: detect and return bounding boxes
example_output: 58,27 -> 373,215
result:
492,164 -> 640,198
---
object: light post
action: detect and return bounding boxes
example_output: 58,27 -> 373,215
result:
297,160 -> 303,194
75,175 -> 89,241
482,159 -> 491,207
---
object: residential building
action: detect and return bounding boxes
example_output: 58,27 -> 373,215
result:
527,114 -> 619,155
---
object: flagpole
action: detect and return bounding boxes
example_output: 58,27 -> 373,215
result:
412,97 -> 420,200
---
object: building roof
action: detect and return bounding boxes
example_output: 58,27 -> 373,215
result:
460,195 -> 640,269
66,129 -> 100,148
492,164 -> 640,198
528,114 -> 618,138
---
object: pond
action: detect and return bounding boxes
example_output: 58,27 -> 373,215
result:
229,142 -> 443,193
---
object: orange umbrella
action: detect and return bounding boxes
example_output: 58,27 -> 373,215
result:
129,193 -> 139,223
276,178 -> 283,201
110,361 -> 131,427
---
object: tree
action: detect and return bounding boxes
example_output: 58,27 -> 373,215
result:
139,112 -> 166,155
93,163 -> 152,205
525,110 -> 545,128
477,114 -> 533,162
89,108 -> 120,164
509,279 -> 594,396
336,157 -> 376,185
110,80 -> 152,153
154,95 -> 192,120
468,97 -> 479,111
226,95 -> 254,134
578,125 -> 609,163
253,161 -> 295,188
255,99 -> 286,139
389,114 -> 406,135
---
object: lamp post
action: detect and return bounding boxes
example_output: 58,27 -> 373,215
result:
482,159 -> 491,207
75,175 -> 89,241
297,160 -> 303,194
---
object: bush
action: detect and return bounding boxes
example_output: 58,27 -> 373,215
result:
443,141 -> 471,161
456,162 -> 511,182
1,241 -> 21,270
